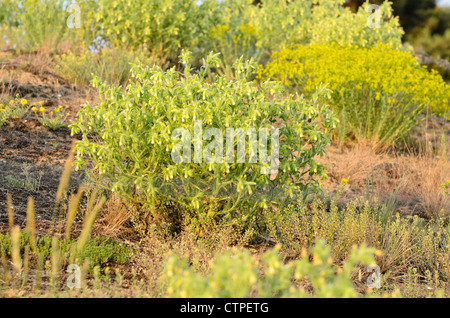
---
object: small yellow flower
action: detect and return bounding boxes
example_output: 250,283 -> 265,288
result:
31,106 -> 37,111
20,99 -> 27,105
341,178 -> 348,184
40,107 -> 45,112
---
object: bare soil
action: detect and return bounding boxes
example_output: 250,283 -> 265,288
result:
0,52 -> 88,227
0,116 -> 84,225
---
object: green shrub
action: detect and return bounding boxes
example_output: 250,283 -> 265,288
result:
306,0 -> 405,49
412,28 -> 450,61
55,47 -> 151,86
91,0 -> 212,63
414,41 -> 450,83
0,0 -> 68,52
0,95 -> 31,126
0,0 -> 101,52
0,0 -> 407,71
260,43 -> 450,146
163,239 -> 380,297
206,0 -> 407,75
70,51 -> 337,233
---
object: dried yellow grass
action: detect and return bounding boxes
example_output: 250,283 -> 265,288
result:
318,144 -> 449,218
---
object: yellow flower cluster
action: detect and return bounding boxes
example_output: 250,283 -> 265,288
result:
0,95 -> 33,125
50,105 -> 68,116
0,95 -> 22,111
239,23 -> 257,38
261,44 -> 450,117
210,24 -> 230,40
31,100 -> 45,112
32,103 -> 69,130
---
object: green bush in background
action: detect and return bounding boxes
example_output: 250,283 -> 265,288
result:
0,0 -> 69,52
90,0 -> 213,64
0,1 -> 408,67
260,43 -> 450,146
55,47 -> 153,86
205,0 -> 407,76
0,0 -> 414,86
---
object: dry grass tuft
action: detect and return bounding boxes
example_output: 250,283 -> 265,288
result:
396,153 -> 449,218
92,195 -> 136,241
318,144 -> 449,218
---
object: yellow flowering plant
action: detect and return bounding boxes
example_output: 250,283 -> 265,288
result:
33,104 -> 70,130
163,239 -> 383,297
0,95 -> 31,126
0,105 -> 6,126
260,44 -> 450,146
205,0 -> 407,77
91,0 -> 210,63
441,180 -> 450,196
